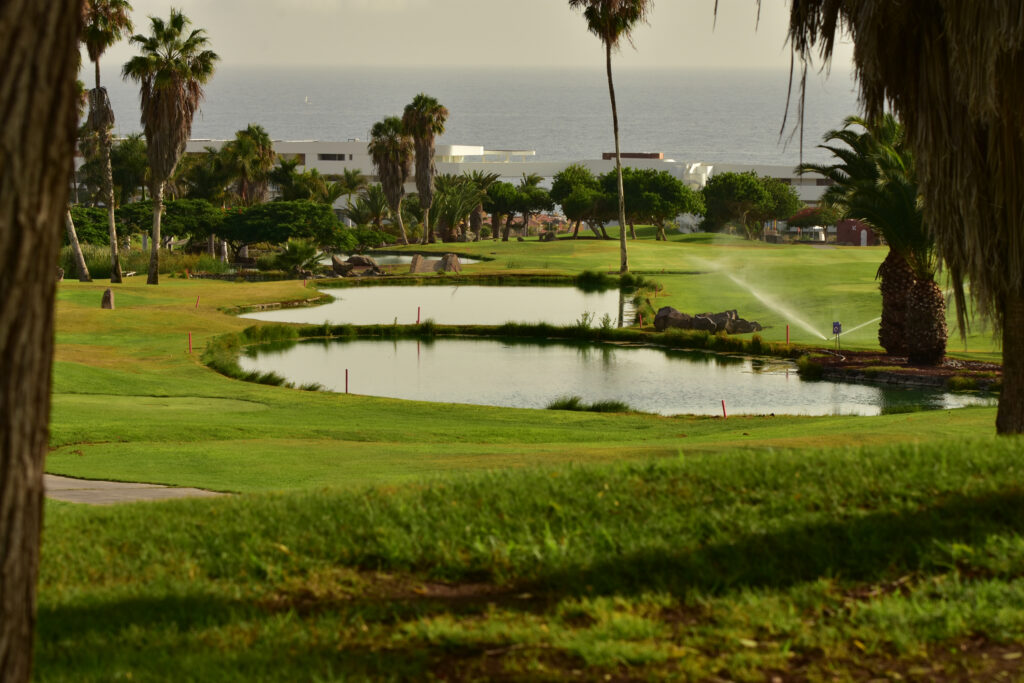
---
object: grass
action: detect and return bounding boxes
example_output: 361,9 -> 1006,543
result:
41,233 -> 1015,679
38,439 -> 1024,680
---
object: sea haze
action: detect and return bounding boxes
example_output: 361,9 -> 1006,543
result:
102,65 -> 860,166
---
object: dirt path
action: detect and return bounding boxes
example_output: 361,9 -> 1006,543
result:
45,474 -> 227,505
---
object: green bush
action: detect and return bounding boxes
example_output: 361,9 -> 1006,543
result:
547,395 -> 632,413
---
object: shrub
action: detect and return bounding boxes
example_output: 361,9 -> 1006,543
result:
546,395 -> 632,413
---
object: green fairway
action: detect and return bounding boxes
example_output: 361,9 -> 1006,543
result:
41,234 -> 1015,680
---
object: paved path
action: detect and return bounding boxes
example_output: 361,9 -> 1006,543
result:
45,474 -> 227,505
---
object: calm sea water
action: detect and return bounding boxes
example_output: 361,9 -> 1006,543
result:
101,65 -> 860,166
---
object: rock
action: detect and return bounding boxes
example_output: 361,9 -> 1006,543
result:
539,231 -> 557,242
101,288 -> 114,310
691,315 -> 718,332
438,253 -> 462,273
700,310 -> 737,330
346,255 -> 379,269
725,318 -> 763,334
330,254 -> 350,276
56,267 -> 64,282
654,306 -> 693,331
409,254 -> 432,274
517,236 -> 525,242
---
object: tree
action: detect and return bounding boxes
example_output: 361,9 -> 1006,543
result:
799,115 -> 946,364
1,1 -> 81,679
179,145 -> 231,205
569,0 -> 652,273
219,201 -> 345,257
222,124 -> 275,206
753,176 -> 802,236
484,181 -> 521,241
402,94 -> 448,245
787,205 -> 840,229
122,9 -> 219,284
110,133 -> 149,206
787,1 -> 1024,432
466,170 -> 501,241
551,164 -> 602,238
516,173 -> 554,238
700,171 -> 771,238
368,116 -> 413,246
82,0 -> 132,283
336,167 -> 368,213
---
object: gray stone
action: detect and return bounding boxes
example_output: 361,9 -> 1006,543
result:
330,254 -> 350,276
409,254 -> 433,274
101,288 -> 114,310
347,254 -> 379,269
438,253 -> 462,273
725,318 -> 763,334
654,306 -> 693,331
691,315 -> 718,332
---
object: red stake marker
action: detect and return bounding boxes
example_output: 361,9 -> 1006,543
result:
721,399 -> 727,419
417,306 -> 421,324
345,368 -> 349,394
786,324 -> 790,345
188,331 -> 192,354
195,295 -> 200,310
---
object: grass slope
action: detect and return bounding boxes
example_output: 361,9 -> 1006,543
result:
41,235 -> 1013,679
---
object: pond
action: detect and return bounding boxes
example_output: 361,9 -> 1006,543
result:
238,337 -> 993,416
321,253 -> 481,266
240,285 -> 635,326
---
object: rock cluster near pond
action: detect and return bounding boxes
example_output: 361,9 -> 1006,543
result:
654,307 -> 762,334
409,253 -> 462,274
332,254 -> 384,277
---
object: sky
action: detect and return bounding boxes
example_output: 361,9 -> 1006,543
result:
94,0 -> 855,73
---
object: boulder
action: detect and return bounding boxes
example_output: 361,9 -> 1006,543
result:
101,288 -> 114,310
346,254 -> 379,269
725,318 -> 763,334
654,306 -> 693,332
330,254 -> 351,276
409,254 -> 433,274
691,315 -> 718,332
539,231 -> 557,242
438,253 -> 462,273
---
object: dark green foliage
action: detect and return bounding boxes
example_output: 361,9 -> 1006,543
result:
599,167 -> 705,239
575,269 -> 617,291
787,205 -> 841,228
220,200 -> 354,255
116,198 -> 224,239
701,171 -> 800,240
67,206 -> 110,245
797,354 -> 825,379
547,395 -> 633,413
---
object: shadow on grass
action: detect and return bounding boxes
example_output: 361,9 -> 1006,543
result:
534,488 -> 1024,597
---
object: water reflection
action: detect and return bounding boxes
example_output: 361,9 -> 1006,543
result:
240,285 -> 636,327
238,337 -> 994,417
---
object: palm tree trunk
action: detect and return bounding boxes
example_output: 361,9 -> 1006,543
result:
997,293 -> 1024,434
503,214 -> 514,241
65,210 -> 92,282
102,137 -> 123,283
147,183 -> 163,285
420,206 -> 429,245
606,43 -> 628,274
573,220 -> 581,239
904,278 -> 947,365
395,199 -> 409,245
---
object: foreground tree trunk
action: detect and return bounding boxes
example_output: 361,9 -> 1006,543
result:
147,182 -> 164,285
904,278 -> 948,366
64,211 -> 91,282
0,1 -> 81,680
997,293 -> 1024,434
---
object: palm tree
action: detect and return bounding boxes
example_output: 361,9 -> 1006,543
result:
466,170 -> 501,241
223,124 -> 275,206
787,1 -> 1024,432
123,9 -> 218,284
799,115 -> 946,362
568,0 -> 652,273
368,116 -> 413,246
402,94 -> 448,244
337,168 -> 368,213
83,0 -> 133,283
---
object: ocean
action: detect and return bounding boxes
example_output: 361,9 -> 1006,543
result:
99,65 -> 861,167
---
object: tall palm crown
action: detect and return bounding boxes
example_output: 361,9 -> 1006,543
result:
787,0 -> 1023,430
223,123 -> 275,205
402,94 -> 448,243
368,116 -> 413,245
82,0 -> 133,88
122,10 -> 218,185
568,0 -> 652,273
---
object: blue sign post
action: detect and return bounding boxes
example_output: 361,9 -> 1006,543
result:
833,321 -> 842,353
